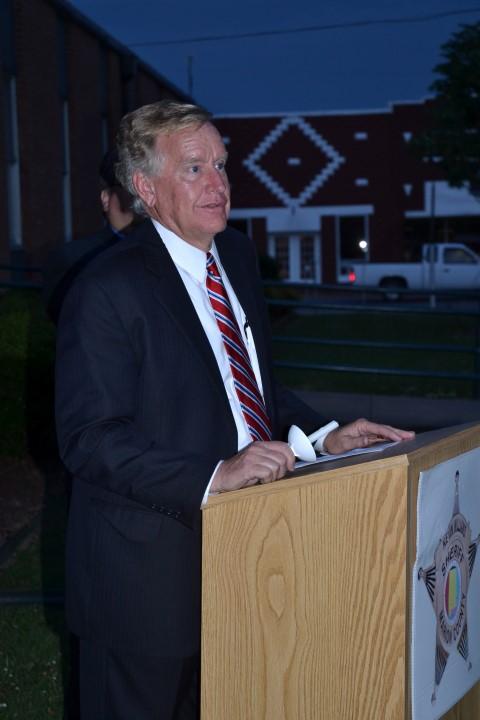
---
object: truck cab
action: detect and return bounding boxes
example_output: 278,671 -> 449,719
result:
422,243 -> 480,289
339,242 -> 480,292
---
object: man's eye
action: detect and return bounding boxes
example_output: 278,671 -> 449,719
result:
216,161 -> 226,171
190,165 -> 200,174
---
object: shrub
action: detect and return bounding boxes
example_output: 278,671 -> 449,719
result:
0,290 -> 56,458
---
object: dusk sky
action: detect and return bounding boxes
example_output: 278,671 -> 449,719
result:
67,1 -> 480,115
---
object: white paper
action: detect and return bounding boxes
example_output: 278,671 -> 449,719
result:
294,440 -> 399,469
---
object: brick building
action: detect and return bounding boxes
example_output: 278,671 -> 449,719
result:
2,1 -> 479,287
0,0 -> 189,274
215,103 -> 480,283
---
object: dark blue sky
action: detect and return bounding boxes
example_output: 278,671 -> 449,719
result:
68,1 -> 480,115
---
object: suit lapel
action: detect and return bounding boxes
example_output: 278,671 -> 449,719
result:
139,223 -> 234,410
138,221 -> 274,429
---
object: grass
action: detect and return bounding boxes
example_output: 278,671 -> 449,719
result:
0,475 -> 68,718
0,288 -> 478,718
0,605 -> 66,719
0,290 -> 56,457
270,307 -> 480,398
0,491 -> 67,592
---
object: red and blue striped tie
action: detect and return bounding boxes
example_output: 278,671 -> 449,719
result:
206,252 -> 272,442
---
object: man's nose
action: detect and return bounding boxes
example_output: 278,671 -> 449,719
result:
206,167 -> 228,192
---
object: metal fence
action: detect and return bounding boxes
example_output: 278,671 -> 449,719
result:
1,269 -> 480,395
264,281 -> 480,398
0,263 -> 42,290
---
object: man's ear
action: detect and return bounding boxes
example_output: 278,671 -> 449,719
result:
132,171 -> 156,208
100,189 -> 111,213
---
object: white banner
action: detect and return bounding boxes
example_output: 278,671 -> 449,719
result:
412,448 -> 480,720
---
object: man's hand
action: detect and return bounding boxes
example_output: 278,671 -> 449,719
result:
323,418 -> 415,455
211,441 -> 295,494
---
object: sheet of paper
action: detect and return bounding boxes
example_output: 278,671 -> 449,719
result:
294,440 -> 399,469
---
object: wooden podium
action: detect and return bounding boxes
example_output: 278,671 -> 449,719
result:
201,423 -> 480,719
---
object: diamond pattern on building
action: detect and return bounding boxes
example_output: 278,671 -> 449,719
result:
243,117 -> 345,208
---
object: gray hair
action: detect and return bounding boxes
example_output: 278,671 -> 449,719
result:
115,100 -> 212,215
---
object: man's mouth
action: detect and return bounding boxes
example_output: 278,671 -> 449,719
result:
201,201 -> 226,210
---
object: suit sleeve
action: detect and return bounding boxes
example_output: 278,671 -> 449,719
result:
55,273 -> 218,528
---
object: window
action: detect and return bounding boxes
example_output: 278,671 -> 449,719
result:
444,248 -> 477,265
268,234 -> 321,282
300,236 -> 315,280
5,77 -> 22,249
337,216 -> 369,262
272,236 -> 290,279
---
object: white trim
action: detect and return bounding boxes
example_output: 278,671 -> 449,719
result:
62,101 -> 73,243
268,232 -> 322,283
214,96 -> 434,120
6,77 -> 22,249
243,116 -> 345,209
229,205 -> 374,217
405,181 -> 480,218
229,205 -> 374,233
335,213 -> 371,280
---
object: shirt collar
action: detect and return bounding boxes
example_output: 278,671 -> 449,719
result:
151,219 -> 220,283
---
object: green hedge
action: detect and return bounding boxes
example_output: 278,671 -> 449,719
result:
0,290 -> 56,457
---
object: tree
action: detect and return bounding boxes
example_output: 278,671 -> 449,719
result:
414,22 -> 480,191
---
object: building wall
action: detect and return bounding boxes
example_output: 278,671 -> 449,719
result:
215,102 -> 474,282
67,19 -> 104,241
0,0 -> 189,272
0,48 -> 10,266
105,49 -> 124,136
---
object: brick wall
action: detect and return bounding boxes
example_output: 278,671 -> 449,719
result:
0,62 -> 9,266
0,0 -> 188,267
15,0 -> 64,263
68,20 -> 104,239
215,103 -> 461,265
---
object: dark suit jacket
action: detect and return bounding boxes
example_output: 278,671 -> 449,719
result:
55,220 -> 321,657
43,225 -> 124,325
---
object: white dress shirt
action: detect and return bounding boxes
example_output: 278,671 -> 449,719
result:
152,220 -> 266,500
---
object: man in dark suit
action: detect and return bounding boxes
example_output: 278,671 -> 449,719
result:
43,149 -> 138,324
55,100 -> 413,719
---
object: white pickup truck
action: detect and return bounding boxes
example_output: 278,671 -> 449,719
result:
341,243 -> 480,293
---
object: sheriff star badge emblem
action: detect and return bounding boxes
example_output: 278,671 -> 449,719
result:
418,470 -> 480,704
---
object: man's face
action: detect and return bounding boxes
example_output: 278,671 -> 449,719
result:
137,122 -> 230,250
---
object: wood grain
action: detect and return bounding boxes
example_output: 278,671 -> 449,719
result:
202,460 -> 408,719
201,424 -> 480,719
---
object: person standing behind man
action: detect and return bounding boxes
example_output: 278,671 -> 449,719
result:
43,148 -> 139,324
55,100 -> 414,720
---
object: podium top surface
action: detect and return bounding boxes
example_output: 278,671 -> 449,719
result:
203,422 -> 480,510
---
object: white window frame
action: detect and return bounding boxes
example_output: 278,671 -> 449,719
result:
268,233 -> 321,283
6,77 -> 22,249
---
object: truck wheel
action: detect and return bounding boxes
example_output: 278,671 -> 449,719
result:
379,277 -> 407,302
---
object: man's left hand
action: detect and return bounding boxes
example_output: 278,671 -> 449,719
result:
323,418 -> 415,455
